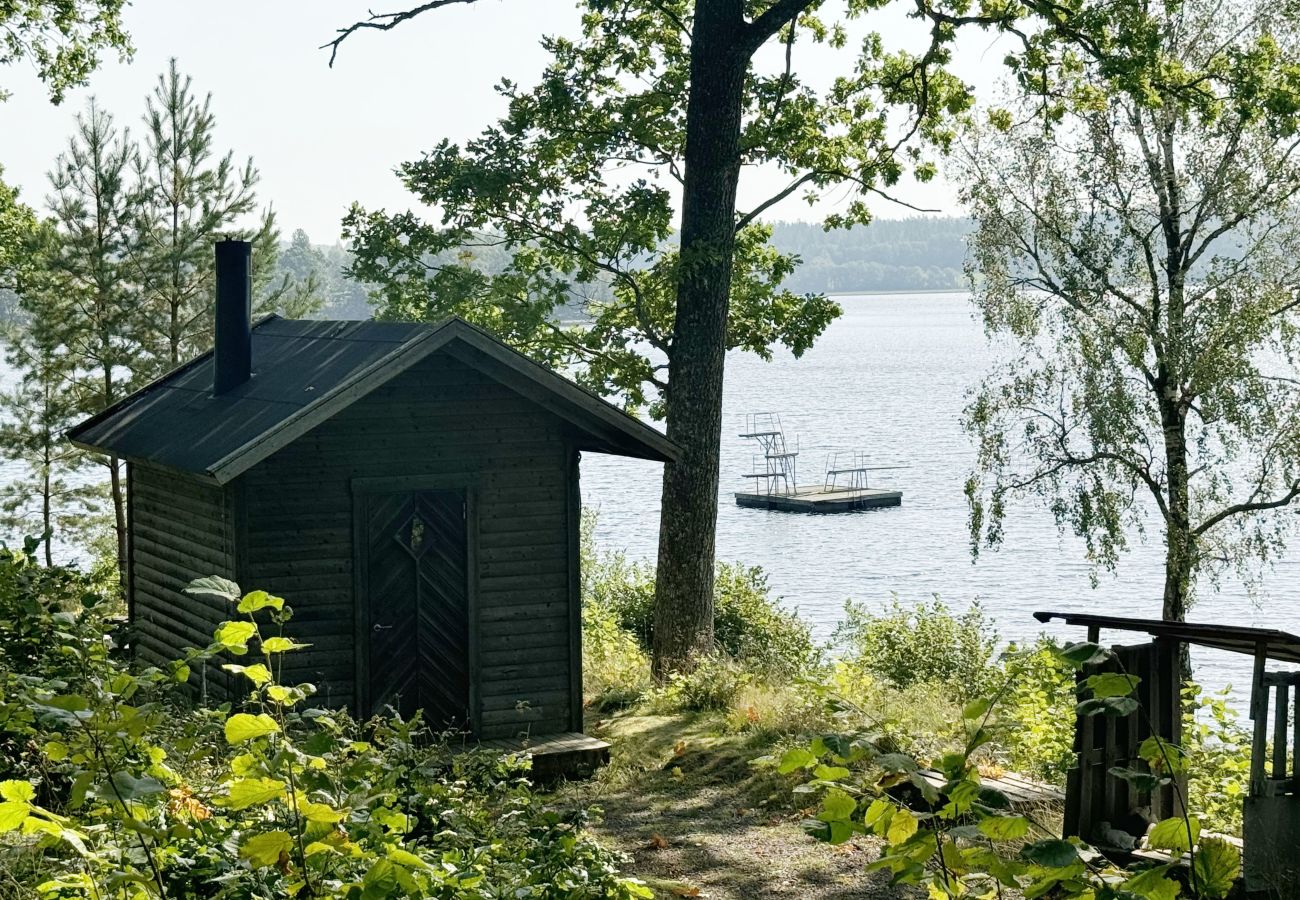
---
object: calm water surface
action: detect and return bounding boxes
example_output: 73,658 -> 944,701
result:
580,292 -> 1300,706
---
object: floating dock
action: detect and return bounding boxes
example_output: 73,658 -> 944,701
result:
735,413 -> 905,515
735,485 -> 902,513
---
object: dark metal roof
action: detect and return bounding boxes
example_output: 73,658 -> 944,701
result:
68,316 -> 678,483
1034,610 -> 1300,665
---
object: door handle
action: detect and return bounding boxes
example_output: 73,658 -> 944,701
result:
372,623 -> 393,633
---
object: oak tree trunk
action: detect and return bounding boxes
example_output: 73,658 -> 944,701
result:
651,0 -> 748,678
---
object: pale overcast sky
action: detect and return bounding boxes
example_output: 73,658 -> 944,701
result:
0,1 -> 1009,242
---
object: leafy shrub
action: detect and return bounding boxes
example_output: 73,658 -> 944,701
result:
997,638 -> 1077,784
0,535 -> 117,682
1184,682 -> 1252,836
834,596 -> 998,701
0,574 -> 649,899
649,655 -> 751,712
583,601 -> 652,710
722,680 -> 833,736
827,664 -> 967,762
585,550 -> 816,677
786,638 -> 1243,900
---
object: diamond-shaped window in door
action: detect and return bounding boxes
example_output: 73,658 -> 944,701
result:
395,513 -> 430,558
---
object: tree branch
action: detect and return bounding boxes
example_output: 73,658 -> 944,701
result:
743,0 -> 815,54
323,0 -> 485,66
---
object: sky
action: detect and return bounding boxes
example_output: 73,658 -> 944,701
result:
0,1 -> 1011,243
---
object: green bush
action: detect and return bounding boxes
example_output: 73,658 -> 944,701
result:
1185,682 -> 1252,836
834,596 -> 999,701
650,655 -> 751,712
0,535 -> 117,683
583,600 -> 652,711
585,551 -> 816,677
0,574 -> 649,899
997,638 -> 1077,785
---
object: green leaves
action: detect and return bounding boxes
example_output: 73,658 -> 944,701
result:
1056,642 -> 1111,668
223,663 -> 271,687
224,712 -> 280,744
1193,836 -> 1241,899
885,808 -> 918,844
777,748 -> 817,774
214,621 -> 257,654
977,815 -> 1029,841
260,636 -> 309,654
0,780 -> 34,802
1146,816 -> 1200,853
224,777 -> 287,810
240,829 -> 292,867
1086,672 -> 1139,698
818,787 -> 856,822
236,590 -> 284,613
185,576 -> 241,604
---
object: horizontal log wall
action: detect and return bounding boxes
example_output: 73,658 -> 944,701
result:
236,352 -> 576,738
130,463 -> 237,701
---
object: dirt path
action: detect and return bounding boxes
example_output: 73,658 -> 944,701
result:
558,713 -> 911,900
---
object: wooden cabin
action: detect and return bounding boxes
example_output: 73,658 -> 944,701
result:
1036,610 -> 1300,895
68,240 -> 676,744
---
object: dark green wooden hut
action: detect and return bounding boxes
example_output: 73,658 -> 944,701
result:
69,240 -> 676,742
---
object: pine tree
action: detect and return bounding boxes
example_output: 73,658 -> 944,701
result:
0,305 -> 103,565
41,98 -> 141,581
133,59 -> 260,371
133,61 -> 322,358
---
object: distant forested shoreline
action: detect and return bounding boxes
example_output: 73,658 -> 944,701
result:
769,218 -> 971,294
0,218 -> 971,325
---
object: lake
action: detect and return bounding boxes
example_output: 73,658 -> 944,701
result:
580,291 -> 1300,706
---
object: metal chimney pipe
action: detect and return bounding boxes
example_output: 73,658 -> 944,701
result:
213,239 -> 252,394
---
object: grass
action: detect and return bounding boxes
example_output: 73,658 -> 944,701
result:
556,710 -> 909,900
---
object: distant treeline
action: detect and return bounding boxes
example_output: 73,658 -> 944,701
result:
768,217 -> 972,294
248,216 -> 976,324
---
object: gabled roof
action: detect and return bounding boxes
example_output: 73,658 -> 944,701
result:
68,316 -> 678,484
1034,610 -> 1300,665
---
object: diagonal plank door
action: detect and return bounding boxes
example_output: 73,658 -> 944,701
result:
365,490 -> 470,729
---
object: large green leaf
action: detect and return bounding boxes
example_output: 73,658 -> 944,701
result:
185,576 -> 241,604
886,808 -> 918,844
1146,815 -> 1199,853
818,787 -> 856,822
777,748 -> 816,774
876,753 -> 919,773
0,781 -> 34,803
214,621 -> 257,654
225,713 -> 280,744
223,663 -> 271,687
225,777 -> 286,810
260,636 -> 309,654
1086,672 -> 1140,698
1192,836 -> 1240,899
0,801 -> 29,832
237,590 -> 284,613
1057,642 -> 1111,667
1123,866 -> 1179,900
977,815 -> 1029,841
240,829 -> 292,867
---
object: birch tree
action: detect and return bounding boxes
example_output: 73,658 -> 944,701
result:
961,0 -> 1300,620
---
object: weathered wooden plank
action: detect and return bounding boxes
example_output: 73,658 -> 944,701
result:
479,630 -> 570,652
480,645 -> 573,667
481,659 -> 570,681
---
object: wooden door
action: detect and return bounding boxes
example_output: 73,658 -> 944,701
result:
364,489 -> 470,729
